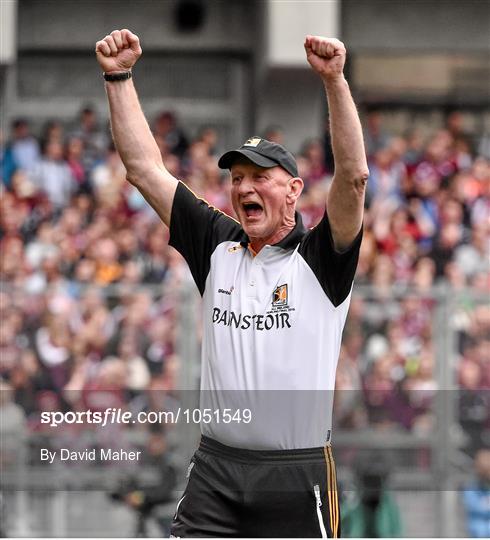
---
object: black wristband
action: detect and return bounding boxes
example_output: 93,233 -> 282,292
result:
103,71 -> 132,82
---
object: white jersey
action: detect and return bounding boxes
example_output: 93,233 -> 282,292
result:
169,182 -> 362,450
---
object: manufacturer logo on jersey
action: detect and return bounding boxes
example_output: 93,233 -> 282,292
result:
243,137 -> 262,147
218,286 -> 234,295
228,244 -> 243,253
272,284 -> 288,306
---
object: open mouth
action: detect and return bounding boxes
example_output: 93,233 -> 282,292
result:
242,202 -> 263,219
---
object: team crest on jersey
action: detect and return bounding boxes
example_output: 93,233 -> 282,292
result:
272,284 -> 288,306
243,137 -> 261,147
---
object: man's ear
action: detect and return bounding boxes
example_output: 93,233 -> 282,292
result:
287,177 -> 304,203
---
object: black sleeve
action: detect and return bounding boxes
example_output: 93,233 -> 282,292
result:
298,211 -> 363,307
169,182 -> 243,295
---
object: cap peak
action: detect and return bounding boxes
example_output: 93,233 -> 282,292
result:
218,136 -> 298,177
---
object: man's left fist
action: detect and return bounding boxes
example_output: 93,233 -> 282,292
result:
304,36 -> 346,80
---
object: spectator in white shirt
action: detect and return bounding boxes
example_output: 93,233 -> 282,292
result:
30,139 -> 76,209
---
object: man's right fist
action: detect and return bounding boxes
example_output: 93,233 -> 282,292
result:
95,29 -> 142,73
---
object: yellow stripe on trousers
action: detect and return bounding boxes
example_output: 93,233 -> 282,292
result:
332,451 -> 339,538
324,446 -> 339,538
323,448 -> 333,537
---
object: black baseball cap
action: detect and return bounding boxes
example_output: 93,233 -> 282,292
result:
218,136 -> 298,177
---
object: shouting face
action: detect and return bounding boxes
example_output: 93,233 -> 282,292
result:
230,159 -> 303,252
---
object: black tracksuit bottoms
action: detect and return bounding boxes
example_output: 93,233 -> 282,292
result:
170,435 -> 341,538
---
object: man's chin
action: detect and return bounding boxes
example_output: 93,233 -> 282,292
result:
241,222 -> 265,239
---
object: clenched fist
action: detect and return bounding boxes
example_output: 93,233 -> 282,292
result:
95,29 -> 142,73
304,36 -> 346,80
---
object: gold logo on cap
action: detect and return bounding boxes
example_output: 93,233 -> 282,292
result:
243,137 -> 261,147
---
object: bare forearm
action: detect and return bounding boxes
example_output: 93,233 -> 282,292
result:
104,79 -> 177,225
304,35 -> 368,249
324,76 -> 368,249
96,30 -> 177,225
105,79 -> 162,177
324,75 -> 368,182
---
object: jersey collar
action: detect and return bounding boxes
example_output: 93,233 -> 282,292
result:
239,211 -> 306,251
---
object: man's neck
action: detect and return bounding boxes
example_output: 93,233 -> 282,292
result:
249,223 -> 295,254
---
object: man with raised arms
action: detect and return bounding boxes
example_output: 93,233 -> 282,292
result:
96,29 -> 368,537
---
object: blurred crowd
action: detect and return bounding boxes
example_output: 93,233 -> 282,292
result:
333,111 -> 489,451
0,106 -> 489,460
